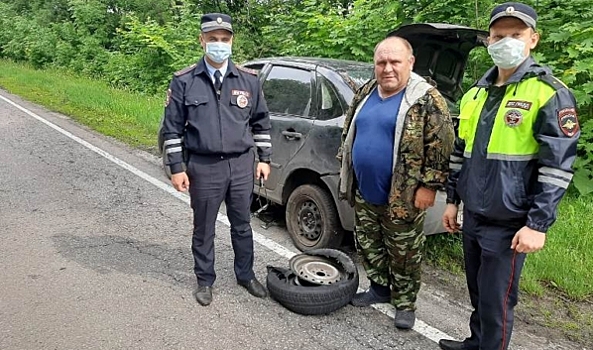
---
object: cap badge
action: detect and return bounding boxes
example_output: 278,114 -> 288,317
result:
506,6 -> 515,14
216,17 -> 223,24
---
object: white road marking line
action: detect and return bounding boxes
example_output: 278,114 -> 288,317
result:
0,93 -> 454,343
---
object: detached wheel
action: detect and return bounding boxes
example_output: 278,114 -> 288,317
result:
285,184 -> 343,251
266,248 -> 359,315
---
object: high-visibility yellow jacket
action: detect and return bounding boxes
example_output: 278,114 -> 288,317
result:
446,57 -> 580,233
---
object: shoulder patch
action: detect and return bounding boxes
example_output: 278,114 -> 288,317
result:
557,107 -> 579,137
174,63 -> 197,77
237,66 -> 259,76
538,74 -> 568,90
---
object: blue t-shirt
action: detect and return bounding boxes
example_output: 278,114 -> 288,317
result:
352,88 -> 404,205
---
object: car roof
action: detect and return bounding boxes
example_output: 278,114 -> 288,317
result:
248,56 -> 373,71
243,56 -> 374,92
406,22 -> 486,31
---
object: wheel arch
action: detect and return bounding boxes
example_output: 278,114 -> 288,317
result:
281,168 -> 353,232
281,168 -> 327,204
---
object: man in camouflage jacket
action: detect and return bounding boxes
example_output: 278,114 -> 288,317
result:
337,37 -> 454,329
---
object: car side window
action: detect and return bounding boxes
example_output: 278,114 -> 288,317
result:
262,66 -> 313,118
316,75 -> 344,120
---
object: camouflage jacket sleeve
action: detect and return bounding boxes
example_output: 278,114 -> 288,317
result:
420,88 -> 455,191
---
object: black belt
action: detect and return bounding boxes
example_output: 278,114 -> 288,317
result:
189,150 -> 248,160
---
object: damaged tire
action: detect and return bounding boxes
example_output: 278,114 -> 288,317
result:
266,248 -> 359,315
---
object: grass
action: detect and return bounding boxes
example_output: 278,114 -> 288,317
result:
521,193 -> 593,301
424,231 -> 465,275
0,59 -> 164,152
1,58 -> 591,302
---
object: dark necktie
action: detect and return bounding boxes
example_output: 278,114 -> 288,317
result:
213,70 -> 222,94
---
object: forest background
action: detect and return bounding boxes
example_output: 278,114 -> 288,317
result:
0,0 -> 591,343
0,0 -> 591,194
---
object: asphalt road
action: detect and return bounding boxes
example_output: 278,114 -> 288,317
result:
0,90 -> 582,350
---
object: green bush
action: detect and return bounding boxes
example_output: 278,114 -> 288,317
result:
571,120 -> 593,195
1,16 -> 33,62
536,0 -> 593,196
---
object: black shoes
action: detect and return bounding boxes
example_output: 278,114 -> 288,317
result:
238,278 -> 267,298
350,288 -> 391,306
194,285 -> 213,306
438,339 -> 477,350
394,309 -> 416,329
194,278 -> 266,305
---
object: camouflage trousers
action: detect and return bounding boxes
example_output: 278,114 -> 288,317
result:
354,191 -> 426,311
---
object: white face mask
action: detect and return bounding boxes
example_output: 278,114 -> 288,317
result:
205,42 -> 232,64
487,37 -> 527,69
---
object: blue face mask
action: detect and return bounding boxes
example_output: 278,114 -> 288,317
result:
205,42 -> 232,64
487,37 -> 527,69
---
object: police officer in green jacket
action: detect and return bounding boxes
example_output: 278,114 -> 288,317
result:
440,3 -> 580,350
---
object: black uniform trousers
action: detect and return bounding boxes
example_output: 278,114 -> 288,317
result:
186,150 -> 256,287
462,208 -> 527,350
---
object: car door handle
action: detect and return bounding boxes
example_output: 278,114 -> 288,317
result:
282,131 -> 302,140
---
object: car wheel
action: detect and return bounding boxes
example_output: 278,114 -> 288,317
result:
285,184 -> 343,251
266,248 -> 359,315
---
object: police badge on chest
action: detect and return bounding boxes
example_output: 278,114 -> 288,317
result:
504,109 -> 523,127
503,100 -> 532,128
232,89 -> 251,109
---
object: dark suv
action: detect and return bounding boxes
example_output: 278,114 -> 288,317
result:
159,23 -> 487,251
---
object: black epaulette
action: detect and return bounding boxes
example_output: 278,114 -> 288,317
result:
538,74 -> 568,90
237,65 -> 259,76
174,63 -> 197,77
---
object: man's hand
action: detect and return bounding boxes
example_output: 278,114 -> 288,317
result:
442,203 -> 461,233
256,162 -> 271,181
171,172 -> 190,192
511,226 -> 546,253
414,186 -> 436,210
